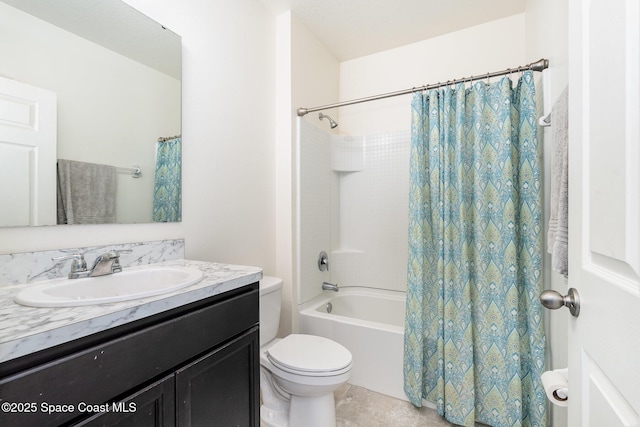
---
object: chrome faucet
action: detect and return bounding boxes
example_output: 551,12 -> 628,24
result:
52,253 -> 89,279
322,281 -> 339,292
89,251 -> 124,277
53,250 -> 131,279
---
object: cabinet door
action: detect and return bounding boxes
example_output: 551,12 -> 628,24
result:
73,374 -> 175,427
176,327 -> 259,427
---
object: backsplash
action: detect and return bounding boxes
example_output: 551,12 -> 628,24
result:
0,239 -> 185,287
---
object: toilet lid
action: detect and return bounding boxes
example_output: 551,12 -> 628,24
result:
266,334 -> 352,374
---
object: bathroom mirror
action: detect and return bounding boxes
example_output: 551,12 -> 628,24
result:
0,0 -> 181,227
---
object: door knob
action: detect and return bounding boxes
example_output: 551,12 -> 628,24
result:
540,288 -> 580,317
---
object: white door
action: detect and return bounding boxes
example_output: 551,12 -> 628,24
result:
0,76 -> 57,226
568,0 -> 640,425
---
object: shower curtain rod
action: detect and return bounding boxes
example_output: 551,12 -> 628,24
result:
297,58 -> 549,117
158,134 -> 181,142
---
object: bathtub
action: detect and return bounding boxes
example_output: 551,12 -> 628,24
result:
298,287 -> 407,401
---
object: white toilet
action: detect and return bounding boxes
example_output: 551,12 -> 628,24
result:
259,276 -> 352,427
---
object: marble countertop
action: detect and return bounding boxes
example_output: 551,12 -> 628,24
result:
0,259 -> 262,363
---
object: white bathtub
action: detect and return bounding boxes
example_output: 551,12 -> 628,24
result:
298,287 -> 407,401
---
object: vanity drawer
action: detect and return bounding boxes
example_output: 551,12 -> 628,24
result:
0,286 -> 258,426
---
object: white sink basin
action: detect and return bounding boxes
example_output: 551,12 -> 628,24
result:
14,265 -> 204,308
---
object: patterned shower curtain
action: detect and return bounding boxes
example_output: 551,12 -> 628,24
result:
153,136 -> 182,222
403,71 -> 546,427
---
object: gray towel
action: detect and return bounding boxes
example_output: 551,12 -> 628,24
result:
57,159 -> 117,224
547,87 -> 569,276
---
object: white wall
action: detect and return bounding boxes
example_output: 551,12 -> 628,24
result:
279,12 -> 340,333
122,0 -> 277,272
0,0 -> 278,280
275,12 -> 295,336
0,2 -> 180,224
526,1 -> 569,426
339,14 -> 528,136
297,120 -> 332,305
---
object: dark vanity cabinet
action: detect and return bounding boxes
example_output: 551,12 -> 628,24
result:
75,374 -> 176,426
0,283 -> 260,427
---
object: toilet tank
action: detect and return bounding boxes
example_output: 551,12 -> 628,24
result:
259,276 -> 283,346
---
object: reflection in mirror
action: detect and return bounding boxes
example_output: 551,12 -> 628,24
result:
0,0 -> 181,227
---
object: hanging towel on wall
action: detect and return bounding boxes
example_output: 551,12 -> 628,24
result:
547,86 -> 569,276
56,159 -> 117,224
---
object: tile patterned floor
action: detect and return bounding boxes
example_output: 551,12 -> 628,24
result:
335,383 -> 457,427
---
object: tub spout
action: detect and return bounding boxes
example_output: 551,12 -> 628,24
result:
322,282 -> 339,292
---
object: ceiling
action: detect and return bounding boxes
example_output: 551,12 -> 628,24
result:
260,0 -> 528,61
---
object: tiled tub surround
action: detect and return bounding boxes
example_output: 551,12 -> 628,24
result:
0,248 -> 262,363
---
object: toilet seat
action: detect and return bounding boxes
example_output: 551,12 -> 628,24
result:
266,334 -> 352,377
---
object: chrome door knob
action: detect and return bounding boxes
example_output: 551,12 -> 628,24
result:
540,288 -> 580,317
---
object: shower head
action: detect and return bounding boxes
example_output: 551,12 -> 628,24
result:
319,113 -> 338,129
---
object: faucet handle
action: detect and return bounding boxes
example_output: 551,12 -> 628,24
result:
52,253 -> 88,278
100,249 -> 132,259
108,249 -> 132,273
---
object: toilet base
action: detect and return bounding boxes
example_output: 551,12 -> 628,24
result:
260,405 -> 289,427
261,392 -> 336,427
289,393 -> 336,427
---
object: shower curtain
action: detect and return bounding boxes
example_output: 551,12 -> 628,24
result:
153,136 -> 182,222
403,71 -> 546,427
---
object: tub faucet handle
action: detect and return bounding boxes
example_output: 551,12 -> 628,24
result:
318,251 -> 329,271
